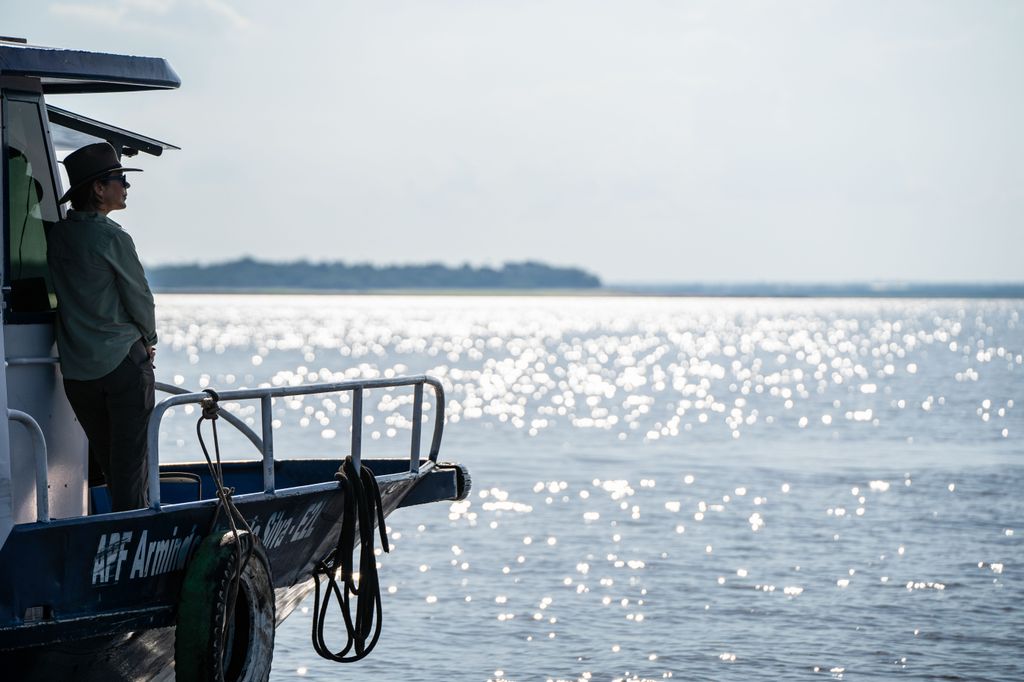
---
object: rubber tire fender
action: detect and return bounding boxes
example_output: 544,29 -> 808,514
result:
175,530 -> 275,682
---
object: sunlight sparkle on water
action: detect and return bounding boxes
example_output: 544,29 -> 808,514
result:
158,297 -> 1022,451
151,296 -> 1022,682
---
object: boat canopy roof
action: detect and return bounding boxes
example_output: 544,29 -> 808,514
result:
0,40 -> 180,94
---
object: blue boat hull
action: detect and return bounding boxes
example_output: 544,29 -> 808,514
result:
0,457 -> 467,680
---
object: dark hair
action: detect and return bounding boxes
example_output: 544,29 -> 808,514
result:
68,179 -> 102,211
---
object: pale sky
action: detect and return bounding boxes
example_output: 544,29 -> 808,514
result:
6,1 -> 1023,283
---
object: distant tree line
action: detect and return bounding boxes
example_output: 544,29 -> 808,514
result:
147,258 -> 602,291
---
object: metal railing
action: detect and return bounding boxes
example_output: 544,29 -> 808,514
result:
5,357 -> 59,521
8,409 -> 49,523
6,356 -> 57,522
4,356 -> 60,367
145,375 -> 445,510
155,381 -> 264,453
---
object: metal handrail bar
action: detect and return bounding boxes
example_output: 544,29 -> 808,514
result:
5,356 -> 60,366
0,372 -> 268,453
145,375 -> 445,510
8,409 -> 49,523
155,381 -> 264,453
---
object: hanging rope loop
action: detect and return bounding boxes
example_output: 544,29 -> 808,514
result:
310,456 -> 390,663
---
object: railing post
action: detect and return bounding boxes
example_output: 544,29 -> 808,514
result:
147,401 -> 169,510
8,409 -> 49,523
351,388 -> 363,473
410,383 -> 423,474
261,395 -> 275,493
427,379 -> 446,462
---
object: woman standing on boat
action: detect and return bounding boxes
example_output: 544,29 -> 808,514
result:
47,142 -> 157,512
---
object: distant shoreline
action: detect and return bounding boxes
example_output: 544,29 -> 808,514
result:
607,282 -> 1024,299
152,284 -> 1024,299
147,258 -> 1023,298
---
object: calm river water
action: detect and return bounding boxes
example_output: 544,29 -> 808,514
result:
154,294 -> 1022,681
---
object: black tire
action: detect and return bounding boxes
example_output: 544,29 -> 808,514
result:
175,530 -> 275,682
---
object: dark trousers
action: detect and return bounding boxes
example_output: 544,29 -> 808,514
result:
64,340 -> 155,512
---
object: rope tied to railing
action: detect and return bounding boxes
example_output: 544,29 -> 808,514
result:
196,388 -> 257,655
200,388 -> 222,422
310,456 -> 391,663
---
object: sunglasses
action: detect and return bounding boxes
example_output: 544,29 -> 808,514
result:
102,175 -> 131,188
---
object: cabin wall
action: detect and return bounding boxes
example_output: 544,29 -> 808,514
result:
5,324 -> 87,522
1,79 -> 88,525
0,97 -> 10,548
0,315 -> 11,547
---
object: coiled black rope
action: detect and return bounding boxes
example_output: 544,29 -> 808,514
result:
310,456 -> 390,663
196,389 -> 255,654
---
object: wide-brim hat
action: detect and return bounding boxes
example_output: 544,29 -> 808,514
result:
59,142 -> 142,203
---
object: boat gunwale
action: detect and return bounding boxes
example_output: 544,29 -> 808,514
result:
9,459 -> 434,531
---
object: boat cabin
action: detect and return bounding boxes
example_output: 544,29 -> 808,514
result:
0,38 -> 180,548
0,40 -> 467,673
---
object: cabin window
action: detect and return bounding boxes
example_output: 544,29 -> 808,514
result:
2,92 -> 60,319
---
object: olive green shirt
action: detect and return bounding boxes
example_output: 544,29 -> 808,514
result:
46,210 -> 157,381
